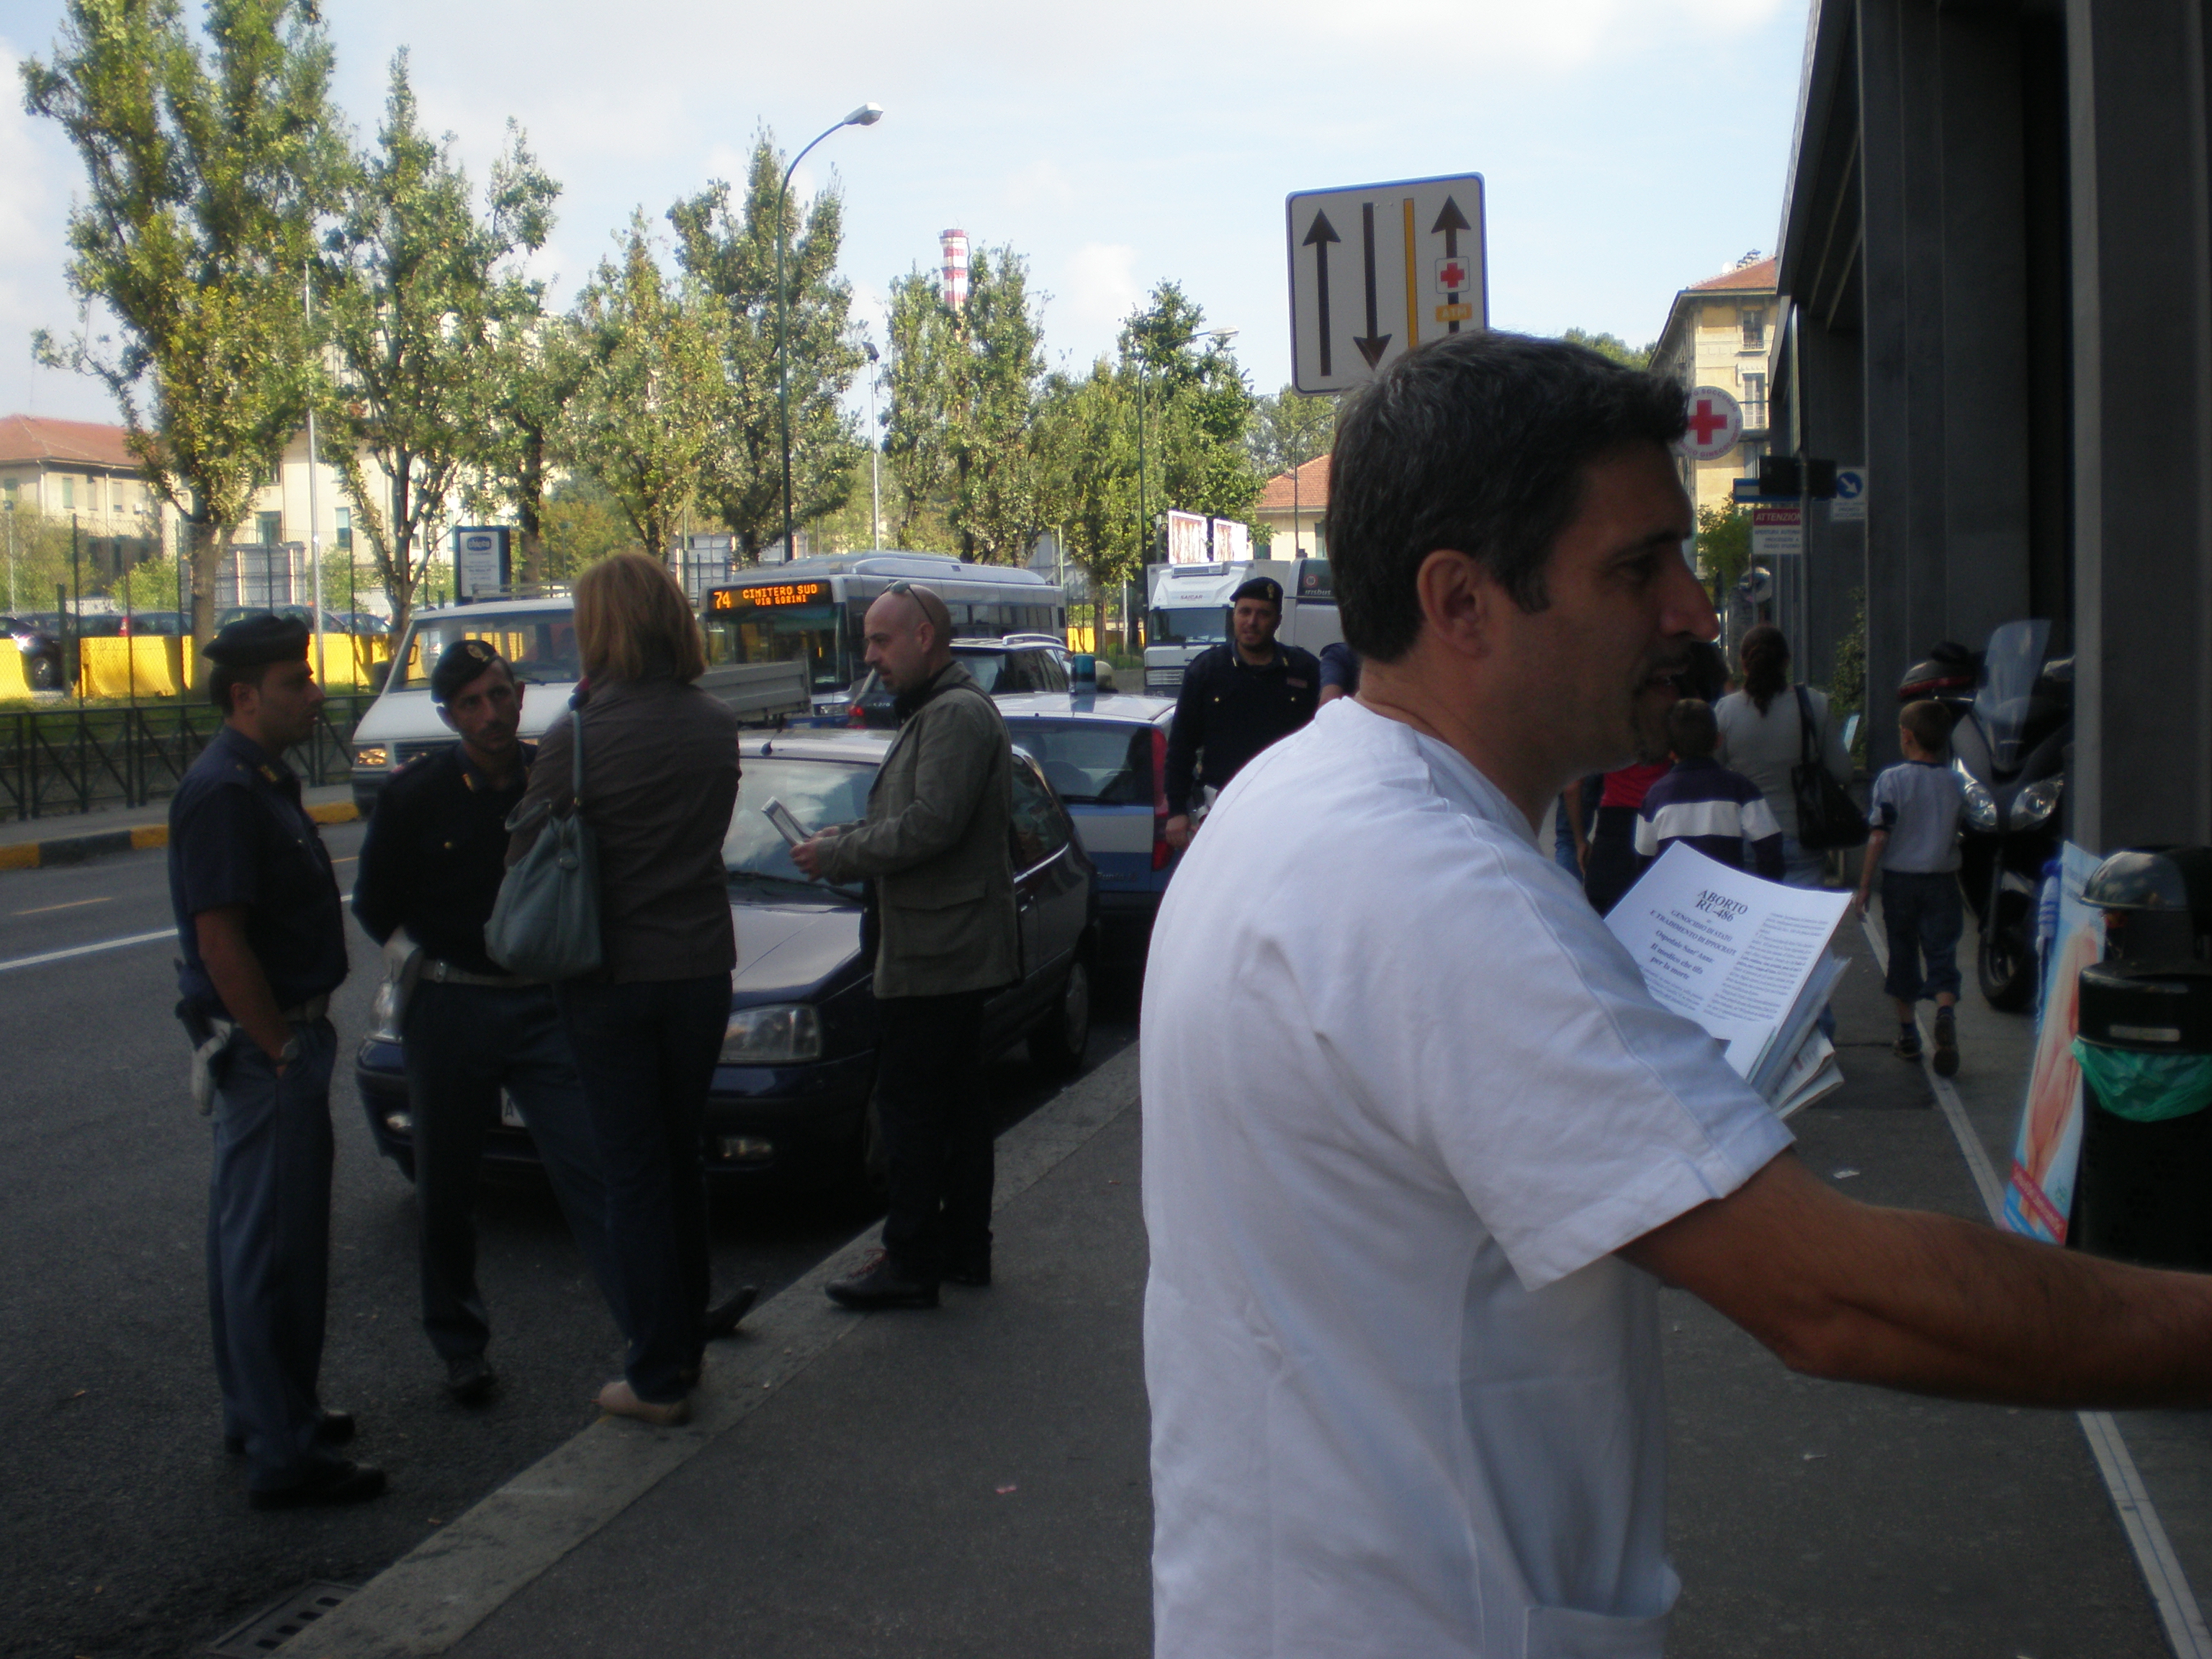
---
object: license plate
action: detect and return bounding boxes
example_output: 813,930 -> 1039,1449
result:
499,1091 -> 526,1129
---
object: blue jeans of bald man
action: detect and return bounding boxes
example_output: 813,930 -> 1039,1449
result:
207,1018 -> 347,1492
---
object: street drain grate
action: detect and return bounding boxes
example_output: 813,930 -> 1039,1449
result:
206,1581 -> 359,1656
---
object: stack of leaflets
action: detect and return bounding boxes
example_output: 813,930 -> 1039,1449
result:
1604,842 -> 1854,1118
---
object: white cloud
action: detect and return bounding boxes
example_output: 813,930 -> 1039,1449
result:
1059,243 -> 1141,333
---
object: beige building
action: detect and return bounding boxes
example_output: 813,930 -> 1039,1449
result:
1255,455 -> 1329,559
1648,255 -> 1779,520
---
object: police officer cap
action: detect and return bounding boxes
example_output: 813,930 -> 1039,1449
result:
430,637 -> 506,703
204,612 -> 310,667
1232,575 -> 1283,608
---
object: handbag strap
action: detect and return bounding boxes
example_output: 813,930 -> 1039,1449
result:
567,691 -> 586,811
1793,684 -> 1819,768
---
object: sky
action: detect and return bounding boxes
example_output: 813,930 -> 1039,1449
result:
0,0 -> 1812,428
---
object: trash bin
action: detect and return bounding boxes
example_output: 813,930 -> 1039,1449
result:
2070,848 -> 2212,1270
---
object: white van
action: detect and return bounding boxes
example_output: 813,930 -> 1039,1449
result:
346,596 -> 808,814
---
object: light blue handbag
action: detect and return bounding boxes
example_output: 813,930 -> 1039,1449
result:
486,693 -> 603,980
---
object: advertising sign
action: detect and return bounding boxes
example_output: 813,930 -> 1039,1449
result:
1166,510 -> 1210,566
454,527 -> 510,600
2003,842 -> 2106,1243
1210,517 -> 1251,564
1751,504 -> 1802,558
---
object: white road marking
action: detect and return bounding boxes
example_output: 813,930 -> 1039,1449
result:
0,928 -> 174,974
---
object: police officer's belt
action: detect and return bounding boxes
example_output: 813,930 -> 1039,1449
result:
282,994 -> 332,1022
423,959 -> 541,988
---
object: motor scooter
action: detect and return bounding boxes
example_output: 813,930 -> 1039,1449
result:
1898,621 -> 2071,1010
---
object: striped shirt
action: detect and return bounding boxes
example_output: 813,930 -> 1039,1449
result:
1633,757 -> 1786,878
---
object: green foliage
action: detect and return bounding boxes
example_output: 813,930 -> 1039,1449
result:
23,0 -> 345,644
668,135 -> 864,558
1827,588 -> 1868,764
1247,384 -> 1335,480
319,52 -> 558,637
1035,361 -> 1139,596
881,245 -> 1051,565
1563,328 -> 1656,372
539,473 -> 639,578
1695,501 -> 1751,598
1118,284 -> 1264,531
560,215 -> 723,562
0,504 -> 86,611
117,553 -> 184,613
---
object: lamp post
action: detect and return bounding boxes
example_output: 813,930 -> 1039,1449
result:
775,102 -> 882,561
864,339 -> 882,549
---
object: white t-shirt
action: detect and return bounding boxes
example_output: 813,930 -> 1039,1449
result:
1141,698 -> 1793,1659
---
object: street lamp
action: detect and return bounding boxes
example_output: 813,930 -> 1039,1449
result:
776,102 -> 883,561
864,339 -> 882,549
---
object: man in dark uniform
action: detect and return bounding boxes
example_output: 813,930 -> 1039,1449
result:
169,614 -> 382,1509
352,641 -> 686,1406
1163,575 -> 1321,850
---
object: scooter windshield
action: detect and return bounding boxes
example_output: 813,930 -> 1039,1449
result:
1974,619 -> 2051,771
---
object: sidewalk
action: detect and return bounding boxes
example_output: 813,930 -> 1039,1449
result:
0,782 -> 357,870
292,931 -> 2206,1659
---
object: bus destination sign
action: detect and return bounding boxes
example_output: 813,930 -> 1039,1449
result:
712,581 -> 827,611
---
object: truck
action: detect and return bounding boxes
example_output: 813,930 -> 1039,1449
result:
1142,558 -> 1342,696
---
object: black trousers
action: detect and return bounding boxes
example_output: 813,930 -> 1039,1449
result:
1583,804 -> 1646,917
875,991 -> 992,1281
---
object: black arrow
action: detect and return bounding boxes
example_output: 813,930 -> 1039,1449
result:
1431,195 -> 1471,334
1354,202 -> 1391,368
1303,210 -> 1339,377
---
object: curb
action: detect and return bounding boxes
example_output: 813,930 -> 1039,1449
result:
0,800 -> 358,872
291,1041 -> 1144,1659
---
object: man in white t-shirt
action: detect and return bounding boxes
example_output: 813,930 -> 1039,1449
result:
1141,331 -> 2212,1659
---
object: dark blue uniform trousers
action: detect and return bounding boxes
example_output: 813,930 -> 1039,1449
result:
207,1019 -> 343,1493
404,980 -> 619,1362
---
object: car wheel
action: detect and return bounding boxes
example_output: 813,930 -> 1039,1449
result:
27,654 -> 59,690
1030,957 -> 1092,1078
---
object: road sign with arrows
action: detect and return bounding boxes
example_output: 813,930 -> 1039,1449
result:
1287,173 -> 1487,395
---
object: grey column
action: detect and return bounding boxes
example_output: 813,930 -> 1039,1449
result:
1797,315 -> 1865,694
2067,0 -> 2212,851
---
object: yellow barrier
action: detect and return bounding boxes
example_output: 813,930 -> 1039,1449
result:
74,631 -> 390,699
0,645 -> 32,699
1065,625 -> 1098,653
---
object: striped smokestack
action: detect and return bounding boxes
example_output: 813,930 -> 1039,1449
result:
940,228 -> 970,311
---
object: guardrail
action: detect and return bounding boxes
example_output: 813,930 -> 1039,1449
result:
0,694 -> 371,821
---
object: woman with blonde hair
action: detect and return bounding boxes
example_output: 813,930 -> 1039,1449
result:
508,552 -> 744,1425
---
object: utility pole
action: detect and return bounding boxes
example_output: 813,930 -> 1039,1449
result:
865,341 -> 882,548
303,264 -> 326,686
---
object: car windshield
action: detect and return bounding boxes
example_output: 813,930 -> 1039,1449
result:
1004,719 -> 1156,806
1150,606 -> 1226,644
724,757 -> 878,889
395,611 -> 580,688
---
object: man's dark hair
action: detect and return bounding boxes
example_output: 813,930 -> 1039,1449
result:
1666,697 -> 1719,760
208,661 -> 275,715
1326,332 -> 1688,662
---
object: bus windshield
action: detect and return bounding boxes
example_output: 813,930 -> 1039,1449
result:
703,599 -> 853,694
1150,606 -> 1227,644
395,611 -> 580,688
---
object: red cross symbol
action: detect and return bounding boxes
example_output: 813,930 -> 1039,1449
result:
1687,397 -> 1732,446
1440,261 -> 1467,288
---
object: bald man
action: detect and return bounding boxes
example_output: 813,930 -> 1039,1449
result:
793,583 -> 1019,1309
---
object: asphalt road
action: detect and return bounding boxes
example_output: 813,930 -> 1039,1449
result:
0,827 -> 1139,1659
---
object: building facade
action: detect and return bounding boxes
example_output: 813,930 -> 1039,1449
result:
1255,455 -> 1329,560
1649,256 -> 1781,525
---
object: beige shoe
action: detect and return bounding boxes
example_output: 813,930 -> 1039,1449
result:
595,1379 -> 691,1427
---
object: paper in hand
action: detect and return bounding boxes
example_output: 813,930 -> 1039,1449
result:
761,798 -> 811,849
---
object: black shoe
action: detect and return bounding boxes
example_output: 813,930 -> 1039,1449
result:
1932,1009 -> 1959,1078
248,1460 -> 387,1511
826,1250 -> 939,1310
943,1257 -> 992,1288
446,1354 -> 498,1406
1894,1031 -> 1923,1061
225,1411 -> 354,1458
703,1285 -> 758,1340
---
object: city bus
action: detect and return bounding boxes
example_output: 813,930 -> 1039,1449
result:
701,552 -> 1065,718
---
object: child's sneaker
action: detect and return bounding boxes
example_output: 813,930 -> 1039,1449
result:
1894,1028 -> 1923,1061
1932,1007 -> 1959,1077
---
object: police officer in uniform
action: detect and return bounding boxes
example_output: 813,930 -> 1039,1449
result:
169,614 -> 382,1509
1162,575 -> 1321,849
354,642 -> 628,1403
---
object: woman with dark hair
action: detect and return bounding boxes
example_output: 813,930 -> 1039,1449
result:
1714,624 -> 1853,891
508,552 -> 744,1426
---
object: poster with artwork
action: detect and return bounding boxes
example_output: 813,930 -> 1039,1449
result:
2002,842 -> 2106,1242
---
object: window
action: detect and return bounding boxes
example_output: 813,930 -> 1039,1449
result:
1009,719 -> 1156,806
1009,757 -> 1072,869
257,511 -> 282,547
60,476 -> 75,510
334,507 -> 352,552
1739,307 -> 1766,351
1740,373 -> 1767,431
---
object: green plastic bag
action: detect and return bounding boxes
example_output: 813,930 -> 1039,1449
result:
2072,1040 -> 2212,1123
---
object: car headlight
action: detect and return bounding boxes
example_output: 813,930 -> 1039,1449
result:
355,745 -> 390,768
366,979 -> 404,1043
721,1004 -> 822,1064
2013,775 -> 2064,830
1954,760 -> 1998,832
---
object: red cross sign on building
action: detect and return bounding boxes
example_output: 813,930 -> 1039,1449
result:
1676,385 -> 1743,462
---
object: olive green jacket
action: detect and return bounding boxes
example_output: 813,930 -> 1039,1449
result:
815,662 -> 1019,997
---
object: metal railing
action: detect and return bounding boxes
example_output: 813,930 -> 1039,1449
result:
0,694 -> 371,821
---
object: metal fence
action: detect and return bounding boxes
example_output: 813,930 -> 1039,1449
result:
0,694 -> 370,821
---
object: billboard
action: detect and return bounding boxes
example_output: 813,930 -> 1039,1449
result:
1166,509 -> 1210,565
1210,518 -> 1251,563
454,526 -> 511,600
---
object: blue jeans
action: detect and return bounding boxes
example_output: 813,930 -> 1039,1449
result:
1781,835 -> 1840,1040
404,980 -> 619,1362
207,1017 -> 345,1491
1881,871 -> 1964,1003
555,976 -> 729,1403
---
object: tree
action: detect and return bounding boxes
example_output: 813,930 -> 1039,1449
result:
1121,284 -> 1264,534
1563,328 -> 1655,372
668,137 -> 864,559
539,473 -> 638,578
1035,361 -> 1140,604
319,53 -> 557,638
24,0 -> 343,649
1247,385 -> 1336,480
1696,500 -> 1751,600
559,215 -> 722,562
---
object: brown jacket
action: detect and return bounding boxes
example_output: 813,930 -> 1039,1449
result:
508,675 -> 742,982
815,662 -> 1018,998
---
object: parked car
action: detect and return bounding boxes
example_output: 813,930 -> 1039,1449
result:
353,728 -> 1100,1191
215,604 -> 358,635
994,691 -> 1180,966
0,614 -> 63,691
117,610 -> 187,637
845,638 -> 1071,729
333,611 -> 392,637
